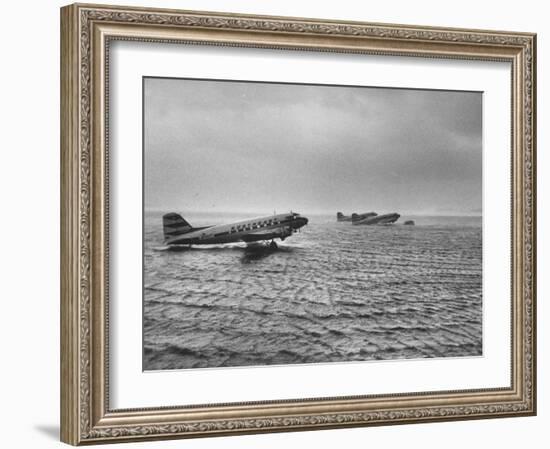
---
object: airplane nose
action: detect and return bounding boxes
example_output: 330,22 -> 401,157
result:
292,215 -> 308,229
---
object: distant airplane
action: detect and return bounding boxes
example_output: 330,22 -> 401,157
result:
336,212 -> 352,222
336,212 -> 378,222
351,212 -> 378,223
163,212 -> 308,248
352,213 -> 400,225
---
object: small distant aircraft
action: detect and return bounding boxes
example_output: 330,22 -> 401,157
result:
163,212 -> 308,248
352,212 -> 400,225
336,212 -> 377,222
351,212 -> 378,223
336,212 -> 351,222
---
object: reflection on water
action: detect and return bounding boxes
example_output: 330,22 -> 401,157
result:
143,212 -> 483,370
240,245 -> 283,264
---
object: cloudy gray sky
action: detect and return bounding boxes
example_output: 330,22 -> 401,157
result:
144,77 -> 482,216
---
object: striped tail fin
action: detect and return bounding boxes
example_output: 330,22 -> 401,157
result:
163,213 -> 193,241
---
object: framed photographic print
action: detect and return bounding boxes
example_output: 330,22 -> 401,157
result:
60,3 -> 537,445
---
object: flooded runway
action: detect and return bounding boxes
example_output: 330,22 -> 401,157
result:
143,212 -> 482,370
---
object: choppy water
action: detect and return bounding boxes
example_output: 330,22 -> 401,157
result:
143,212 -> 482,370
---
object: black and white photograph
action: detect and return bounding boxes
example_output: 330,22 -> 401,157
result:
142,76 -> 483,371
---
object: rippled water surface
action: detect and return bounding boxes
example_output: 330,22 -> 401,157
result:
143,212 -> 482,370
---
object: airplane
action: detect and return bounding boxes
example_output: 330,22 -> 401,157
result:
163,212 -> 309,249
336,212 -> 352,222
351,212 -> 378,223
336,212 -> 378,222
352,212 -> 400,225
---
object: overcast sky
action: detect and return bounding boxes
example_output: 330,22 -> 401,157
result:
144,77 -> 482,216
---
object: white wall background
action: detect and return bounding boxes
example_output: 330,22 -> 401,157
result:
0,1 -> 545,448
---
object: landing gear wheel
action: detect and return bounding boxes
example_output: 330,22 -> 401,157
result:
270,240 -> 278,249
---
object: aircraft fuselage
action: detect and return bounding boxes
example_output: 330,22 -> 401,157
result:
164,212 -> 308,246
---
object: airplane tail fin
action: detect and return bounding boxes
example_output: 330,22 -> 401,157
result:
163,213 -> 193,241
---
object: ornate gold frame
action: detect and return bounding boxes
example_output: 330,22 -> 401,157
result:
60,3 -> 536,445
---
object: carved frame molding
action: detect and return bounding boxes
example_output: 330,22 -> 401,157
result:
61,3 -> 536,445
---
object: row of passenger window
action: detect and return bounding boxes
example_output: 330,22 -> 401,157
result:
230,220 -> 279,233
